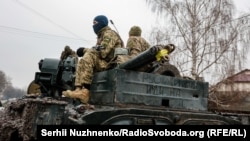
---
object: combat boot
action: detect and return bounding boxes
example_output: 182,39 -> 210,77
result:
62,87 -> 89,104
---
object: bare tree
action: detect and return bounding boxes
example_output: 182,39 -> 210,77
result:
146,0 -> 250,84
0,70 -> 8,94
2,85 -> 25,100
0,70 -> 14,100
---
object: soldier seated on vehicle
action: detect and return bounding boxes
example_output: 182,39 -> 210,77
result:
60,45 -> 78,61
104,25 -> 151,70
62,15 -> 124,105
116,25 -> 151,65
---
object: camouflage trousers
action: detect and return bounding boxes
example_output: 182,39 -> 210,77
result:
75,49 -> 108,86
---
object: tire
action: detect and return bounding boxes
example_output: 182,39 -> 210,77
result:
153,63 -> 181,78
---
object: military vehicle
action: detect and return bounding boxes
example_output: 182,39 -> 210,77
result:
0,45 -> 242,141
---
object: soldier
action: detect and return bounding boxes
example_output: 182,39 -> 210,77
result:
127,26 -> 150,57
116,25 -> 151,70
62,15 -> 124,104
60,45 -> 78,61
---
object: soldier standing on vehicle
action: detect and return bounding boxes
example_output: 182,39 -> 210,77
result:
62,15 -> 124,104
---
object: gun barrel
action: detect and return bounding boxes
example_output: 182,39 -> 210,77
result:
118,45 -> 159,70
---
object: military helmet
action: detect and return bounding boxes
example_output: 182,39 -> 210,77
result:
129,26 -> 142,36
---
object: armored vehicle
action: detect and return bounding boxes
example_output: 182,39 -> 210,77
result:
0,45 -> 242,141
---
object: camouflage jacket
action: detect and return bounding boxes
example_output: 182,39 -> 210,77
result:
96,26 -> 124,62
126,36 -> 150,58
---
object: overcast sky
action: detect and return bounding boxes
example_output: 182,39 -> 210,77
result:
0,0 -> 249,90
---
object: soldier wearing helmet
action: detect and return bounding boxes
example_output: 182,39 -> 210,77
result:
116,25 -> 150,68
127,26 -> 150,57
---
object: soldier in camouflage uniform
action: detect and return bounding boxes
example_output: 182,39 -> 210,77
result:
60,45 -> 78,61
116,26 -> 150,70
62,15 -> 124,104
127,26 -> 150,57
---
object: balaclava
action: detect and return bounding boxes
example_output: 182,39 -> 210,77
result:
93,15 -> 108,35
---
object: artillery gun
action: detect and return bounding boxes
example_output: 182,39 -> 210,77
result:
0,45 -> 242,141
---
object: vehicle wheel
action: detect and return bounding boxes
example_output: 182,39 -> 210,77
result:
153,63 -> 181,78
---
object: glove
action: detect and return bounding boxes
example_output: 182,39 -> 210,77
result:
76,47 -> 85,57
92,46 -> 104,51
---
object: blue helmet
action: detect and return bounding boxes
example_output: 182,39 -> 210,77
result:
93,15 -> 108,34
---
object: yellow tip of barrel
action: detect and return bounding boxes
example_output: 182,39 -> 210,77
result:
155,49 -> 169,61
